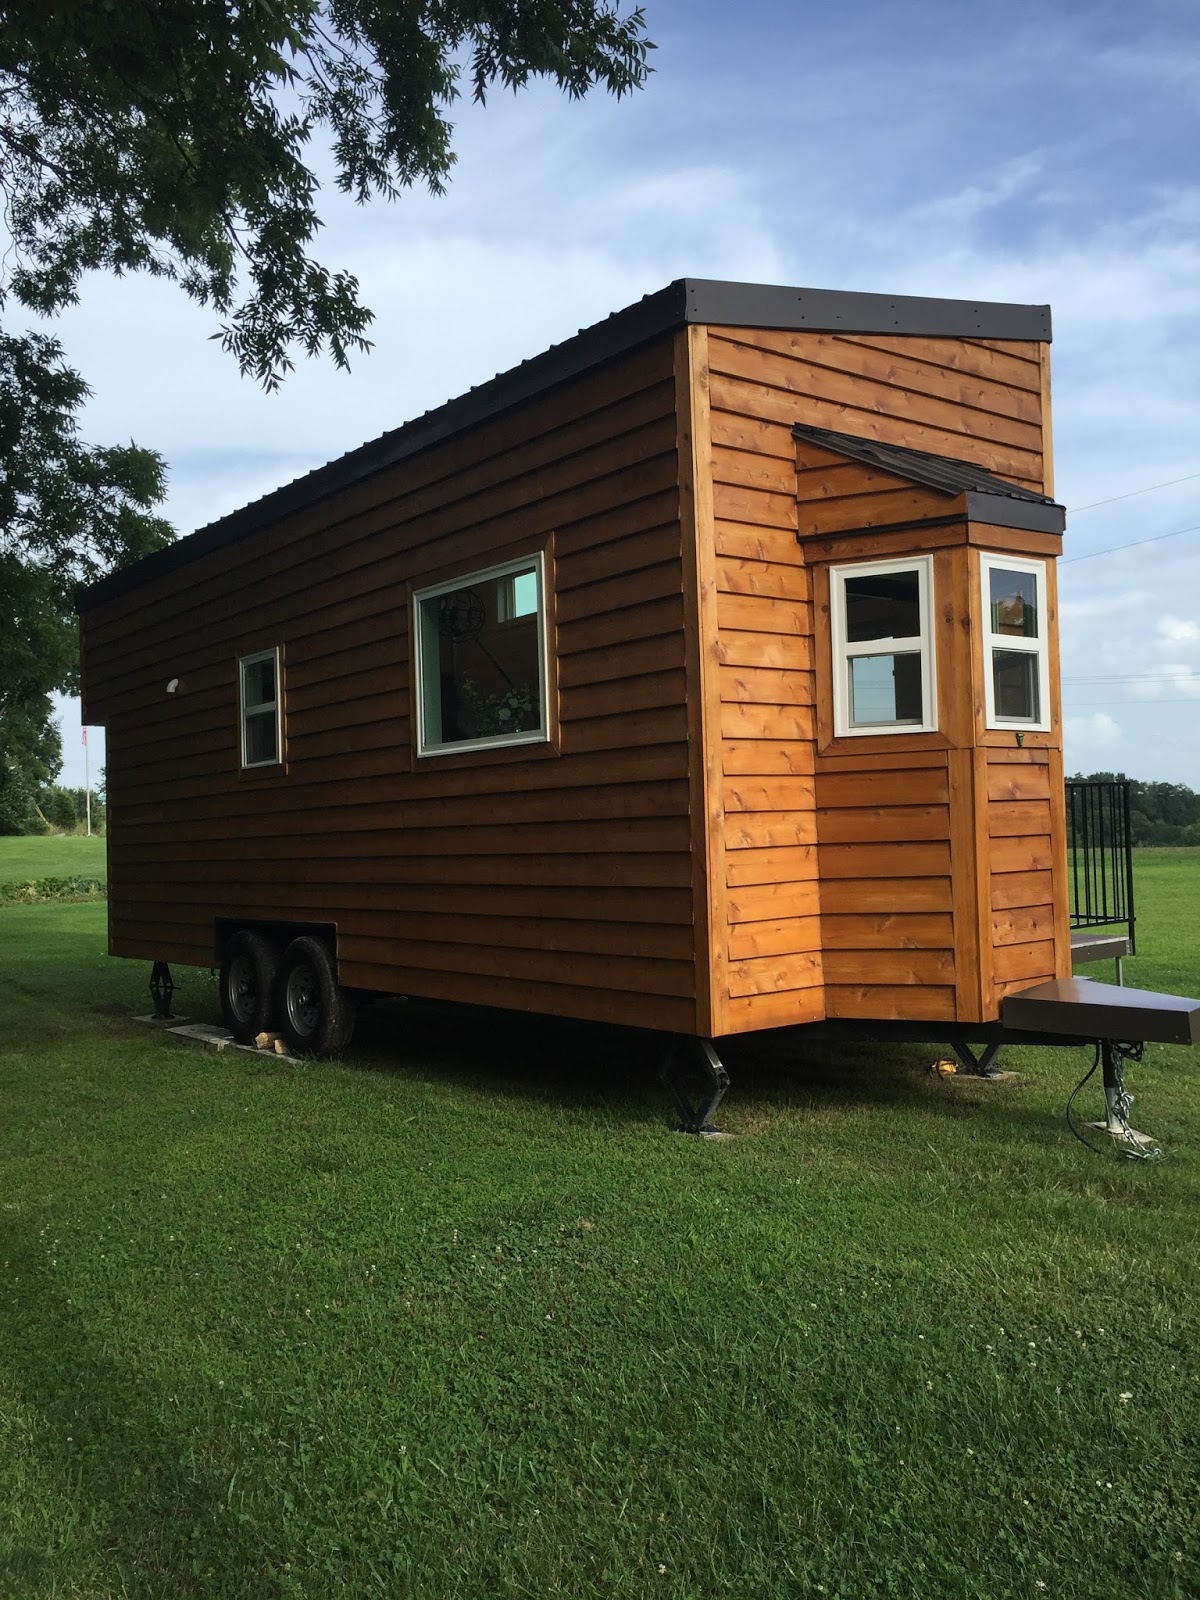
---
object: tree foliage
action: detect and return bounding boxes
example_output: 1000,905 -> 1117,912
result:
0,330 -> 172,830
1070,771 -> 1200,847
0,0 -> 653,388
0,0 -> 651,819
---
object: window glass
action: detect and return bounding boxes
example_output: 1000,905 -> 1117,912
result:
845,570 -> 921,643
239,649 -> 281,767
980,555 -> 1049,731
417,559 -> 545,752
992,649 -> 1040,722
850,652 -> 924,726
989,568 -> 1039,638
243,712 -> 278,765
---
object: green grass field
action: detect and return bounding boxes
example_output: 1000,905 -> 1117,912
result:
0,834 -> 107,885
1,852 -> 1198,1599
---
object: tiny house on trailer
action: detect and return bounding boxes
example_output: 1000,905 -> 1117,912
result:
78,278 -> 1199,1123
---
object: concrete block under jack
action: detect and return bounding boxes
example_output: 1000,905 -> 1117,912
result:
1085,1120 -> 1158,1149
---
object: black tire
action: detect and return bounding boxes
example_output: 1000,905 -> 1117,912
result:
219,929 -> 281,1043
275,936 -> 356,1058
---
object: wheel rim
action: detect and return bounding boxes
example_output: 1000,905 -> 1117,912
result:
285,961 -> 321,1039
227,954 -> 258,1024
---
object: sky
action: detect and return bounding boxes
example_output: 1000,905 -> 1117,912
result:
49,0 -> 1200,789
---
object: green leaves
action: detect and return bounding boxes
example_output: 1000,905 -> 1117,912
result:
0,0 -> 653,388
0,2 -> 651,819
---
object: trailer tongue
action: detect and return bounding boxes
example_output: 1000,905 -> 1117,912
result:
1001,978 -> 1200,1153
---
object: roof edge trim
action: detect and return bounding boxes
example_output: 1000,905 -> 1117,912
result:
686,279 -> 1051,341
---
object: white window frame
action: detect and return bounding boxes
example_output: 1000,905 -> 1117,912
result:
979,553 -> 1051,732
829,555 -> 937,738
413,551 -> 551,759
239,647 -> 283,769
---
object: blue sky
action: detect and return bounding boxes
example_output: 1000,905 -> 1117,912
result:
54,0 -> 1200,788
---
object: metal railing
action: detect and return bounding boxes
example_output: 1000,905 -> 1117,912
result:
1065,779 -> 1136,954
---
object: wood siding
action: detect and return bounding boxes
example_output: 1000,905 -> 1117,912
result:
986,749 -> 1072,1003
82,335 -> 706,1033
701,325 -> 1055,1031
82,308 -> 1065,1043
815,756 -> 956,1021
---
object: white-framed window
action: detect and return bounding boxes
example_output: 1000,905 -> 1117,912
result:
239,647 -> 283,768
413,552 -> 550,758
980,554 -> 1050,731
829,556 -> 937,737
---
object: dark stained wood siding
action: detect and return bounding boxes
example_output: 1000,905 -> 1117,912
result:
82,335 -> 705,1032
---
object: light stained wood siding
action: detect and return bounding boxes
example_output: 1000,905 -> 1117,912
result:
82,336 -> 706,1033
707,327 -> 1051,497
703,324 -> 1053,1031
815,757 -> 956,1021
986,750 -> 1071,1002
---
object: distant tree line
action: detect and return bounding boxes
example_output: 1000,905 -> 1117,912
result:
1069,772 -> 1200,847
0,778 -> 104,837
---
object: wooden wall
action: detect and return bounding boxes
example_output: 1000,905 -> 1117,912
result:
81,334 -> 708,1034
985,749 -> 1070,1006
81,309 -> 1066,1044
694,321 -> 1056,1033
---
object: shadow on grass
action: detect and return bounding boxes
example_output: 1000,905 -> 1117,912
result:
0,1218 -> 261,1600
342,996 -> 993,1126
146,975 -> 1076,1143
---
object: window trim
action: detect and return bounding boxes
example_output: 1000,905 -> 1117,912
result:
413,551 -> 551,759
239,646 -> 283,769
829,555 -> 937,738
979,552 -> 1051,732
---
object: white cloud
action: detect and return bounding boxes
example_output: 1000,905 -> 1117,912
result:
1158,616 -> 1200,647
1065,712 -> 1123,762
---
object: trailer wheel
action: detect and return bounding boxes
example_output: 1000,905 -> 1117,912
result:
276,936 -> 356,1058
219,929 -> 281,1043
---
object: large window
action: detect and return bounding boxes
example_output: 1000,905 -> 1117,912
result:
829,557 -> 937,737
413,553 -> 549,757
980,554 -> 1050,731
239,647 -> 282,768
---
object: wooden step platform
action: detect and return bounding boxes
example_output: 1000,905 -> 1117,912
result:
1002,976 -> 1200,1046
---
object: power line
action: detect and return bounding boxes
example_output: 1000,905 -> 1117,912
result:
1069,470 -> 1200,514
1062,673 -> 1200,685
1060,521 -> 1200,564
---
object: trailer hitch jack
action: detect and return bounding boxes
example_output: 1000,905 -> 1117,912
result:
150,961 -> 175,1020
1091,1038 -> 1157,1151
660,1037 -> 730,1136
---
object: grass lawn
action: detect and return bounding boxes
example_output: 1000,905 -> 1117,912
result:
0,855 -> 1198,1598
0,834 -> 107,884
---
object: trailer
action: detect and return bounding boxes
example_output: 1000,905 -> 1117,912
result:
78,278 -> 1199,1127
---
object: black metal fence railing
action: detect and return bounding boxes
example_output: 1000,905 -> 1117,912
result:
1065,779 -> 1136,954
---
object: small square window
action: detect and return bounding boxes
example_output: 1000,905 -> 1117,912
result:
830,557 -> 937,737
414,554 -> 549,757
239,648 -> 282,768
980,555 -> 1050,731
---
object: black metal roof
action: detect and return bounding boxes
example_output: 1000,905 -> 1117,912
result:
78,278 -> 1054,611
791,422 -> 1066,535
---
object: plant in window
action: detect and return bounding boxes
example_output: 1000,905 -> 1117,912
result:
459,676 -> 536,737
